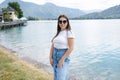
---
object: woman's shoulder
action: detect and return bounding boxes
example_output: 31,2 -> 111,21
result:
67,30 -> 74,34
67,29 -> 75,38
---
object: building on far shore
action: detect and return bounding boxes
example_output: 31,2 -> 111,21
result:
6,6 -> 18,21
0,6 -> 18,22
0,7 -> 4,22
0,7 -> 27,29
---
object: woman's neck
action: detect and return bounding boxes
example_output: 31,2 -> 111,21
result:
61,29 -> 67,31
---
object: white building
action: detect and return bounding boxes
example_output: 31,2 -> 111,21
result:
7,6 -> 18,21
0,7 -> 4,22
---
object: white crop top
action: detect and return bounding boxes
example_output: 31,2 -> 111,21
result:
53,30 -> 75,49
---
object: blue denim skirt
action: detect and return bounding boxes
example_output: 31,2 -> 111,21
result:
52,48 -> 70,80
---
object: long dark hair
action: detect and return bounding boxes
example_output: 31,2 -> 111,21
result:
52,14 -> 71,42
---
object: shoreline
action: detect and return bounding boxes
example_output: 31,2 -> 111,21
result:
0,44 -> 53,80
21,56 -> 53,74
0,44 -> 53,73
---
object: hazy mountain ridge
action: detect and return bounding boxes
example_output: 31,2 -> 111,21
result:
0,0 -> 120,19
0,0 -> 85,19
78,4 -> 120,19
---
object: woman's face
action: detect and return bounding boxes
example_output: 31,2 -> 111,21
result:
59,17 -> 68,30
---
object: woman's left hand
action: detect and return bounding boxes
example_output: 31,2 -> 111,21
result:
58,58 -> 64,68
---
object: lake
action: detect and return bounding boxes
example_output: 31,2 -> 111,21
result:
0,20 -> 120,80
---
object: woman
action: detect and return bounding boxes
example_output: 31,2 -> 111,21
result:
49,14 -> 75,80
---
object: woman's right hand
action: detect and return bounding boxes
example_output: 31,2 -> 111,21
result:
50,57 -> 54,66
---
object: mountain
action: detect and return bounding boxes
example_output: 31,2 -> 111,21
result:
0,0 -> 85,19
77,5 -> 120,19
83,9 -> 102,14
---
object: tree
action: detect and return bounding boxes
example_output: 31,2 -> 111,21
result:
27,16 -> 40,20
2,8 -> 11,21
8,2 -> 23,18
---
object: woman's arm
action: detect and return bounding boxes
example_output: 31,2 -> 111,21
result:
49,43 -> 54,66
58,38 -> 74,68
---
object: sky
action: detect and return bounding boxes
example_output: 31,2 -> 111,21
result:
0,0 -> 120,10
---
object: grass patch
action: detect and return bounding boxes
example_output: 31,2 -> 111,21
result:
0,47 -> 53,80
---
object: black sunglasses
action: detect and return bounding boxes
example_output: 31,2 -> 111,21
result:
59,20 -> 67,24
